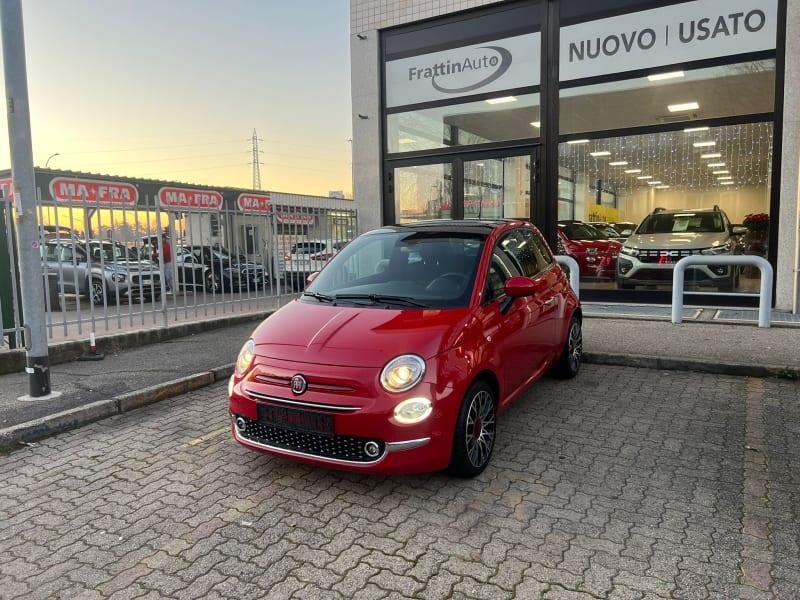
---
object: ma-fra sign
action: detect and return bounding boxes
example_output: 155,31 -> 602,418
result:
49,177 -> 138,205
158,187 -> 223,211
560,0 -> 778,82
385,32 -> 540,108
237,193 -> 271,213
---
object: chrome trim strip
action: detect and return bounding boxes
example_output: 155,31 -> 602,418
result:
232,422 -> 386,465
244,389 -> 361,412
385,437 -> 431,453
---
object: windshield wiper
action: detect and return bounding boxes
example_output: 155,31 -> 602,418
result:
333,294 -> 429,308
302,291 -> 335,303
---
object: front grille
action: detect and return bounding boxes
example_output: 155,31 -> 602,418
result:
638,248 -> 705,264
131,274 -> 161,286
236,416 -> 385,462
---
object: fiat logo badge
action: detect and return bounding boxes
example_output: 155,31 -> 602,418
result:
290,374 -> 308,395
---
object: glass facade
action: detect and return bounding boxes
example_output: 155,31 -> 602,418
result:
380,0 -> 781,302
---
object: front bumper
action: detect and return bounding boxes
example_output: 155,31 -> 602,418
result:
617,256 -> 733,286
229,365 -> 460,474
231,414 -> 430,469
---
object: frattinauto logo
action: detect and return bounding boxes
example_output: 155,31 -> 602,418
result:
408,45 -> 512,95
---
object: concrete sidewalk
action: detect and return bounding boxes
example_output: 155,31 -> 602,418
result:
584,317 -> 800,374
0,312 -> 797,448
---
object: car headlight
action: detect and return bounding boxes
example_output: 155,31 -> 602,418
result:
393,397 -> 432,424
236,339 -> 256,375
701,242 -> 732,255
380,354 -> 425,393
620,246 -> 639,257
110,273 -> 126,282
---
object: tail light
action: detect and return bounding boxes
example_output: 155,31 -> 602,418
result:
283,253 -> 291,261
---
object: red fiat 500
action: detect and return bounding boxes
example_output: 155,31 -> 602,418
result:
229,220 -> 582,477
557,221 -> 621,279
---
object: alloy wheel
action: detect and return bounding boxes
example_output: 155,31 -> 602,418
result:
465,390 -> 496,468
568,320 -> 583,371
91,280 -> 104,304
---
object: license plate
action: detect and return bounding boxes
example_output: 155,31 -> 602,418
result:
140,278 -> 151,284
258,403 -> 334,436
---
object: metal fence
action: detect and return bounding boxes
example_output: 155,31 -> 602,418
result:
0,184 -> 357,349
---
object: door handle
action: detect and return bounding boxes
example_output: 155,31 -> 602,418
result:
543,297 -> 558,307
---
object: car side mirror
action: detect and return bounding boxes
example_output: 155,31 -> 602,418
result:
731,226 -> 747,236
503,276 -> 541,298
306,271 -> 320,285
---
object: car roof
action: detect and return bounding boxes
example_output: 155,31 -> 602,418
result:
382,219 -> 521,235
652,208 -> 721,215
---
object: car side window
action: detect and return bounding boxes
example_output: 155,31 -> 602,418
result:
44,244 -> 59,261
485,233 -> 523,303
59,245 -> 74,262
524,229 -> 555,274
499,229 -> 539,278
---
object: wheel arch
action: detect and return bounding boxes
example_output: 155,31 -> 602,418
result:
470,369 -> 500,404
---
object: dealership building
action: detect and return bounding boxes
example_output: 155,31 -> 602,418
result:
350,0 -> 800,311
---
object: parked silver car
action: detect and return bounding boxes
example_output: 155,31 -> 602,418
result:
44,239 -> 162,304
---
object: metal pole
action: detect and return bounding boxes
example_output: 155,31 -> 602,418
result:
1,0 -> 51,396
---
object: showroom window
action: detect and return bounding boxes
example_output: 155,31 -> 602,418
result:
557,0 -> 779,297
560,60 -> 776,135
558,122 -> 774,293
387,93 -> 540,154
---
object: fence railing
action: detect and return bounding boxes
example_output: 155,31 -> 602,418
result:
0,187 -> 357,348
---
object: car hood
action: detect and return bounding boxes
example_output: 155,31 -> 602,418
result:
251,299 -> 471,367
104,261 -> 157,273
626,232 -> 729,250
565,238 -> 621,252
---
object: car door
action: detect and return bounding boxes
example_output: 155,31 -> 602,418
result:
524,228 -> 566,357
476,230 -> 546,401
58,243 -> 80,294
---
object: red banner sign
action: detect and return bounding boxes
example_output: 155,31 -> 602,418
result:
158,187 -> 223,211
276,213 -> 315,225
0,178 -> 12,201
237,193 -> 271,213
49,177 -> 138,205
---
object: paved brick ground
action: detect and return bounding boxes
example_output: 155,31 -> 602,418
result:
0,365 -> 798,599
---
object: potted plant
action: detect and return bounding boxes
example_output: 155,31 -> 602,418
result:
742,213 -> 769,256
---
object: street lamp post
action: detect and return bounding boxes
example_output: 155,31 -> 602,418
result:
45,152 -> 59,168
1,0 -> 53,397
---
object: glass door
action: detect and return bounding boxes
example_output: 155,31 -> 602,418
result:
387,147 -> 538,225
392,162 -> 453,224
463,153 -> 533,220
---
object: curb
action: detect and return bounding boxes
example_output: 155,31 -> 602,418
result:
583,352 -> 800,380
3,351 -> 797,453
0,312 -> 267,376
0,363 -> 234,452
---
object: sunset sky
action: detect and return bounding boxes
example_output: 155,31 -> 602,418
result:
0,0 -> 353,197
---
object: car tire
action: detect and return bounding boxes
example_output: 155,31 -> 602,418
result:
552,316 -> 582,379
90,278 -> 106,305
205,273 -> 221,293
448,380 -> 497,478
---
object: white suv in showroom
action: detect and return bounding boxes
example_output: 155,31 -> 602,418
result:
617,206 -> 746,291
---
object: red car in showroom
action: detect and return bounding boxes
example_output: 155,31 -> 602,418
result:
557,221 -> 622,279
229,220 -> 582,477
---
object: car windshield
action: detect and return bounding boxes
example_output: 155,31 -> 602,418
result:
561,223 -> 607,241
591,225 -> 621,237
306,231 -> 485,309
637,212 -> 725,234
